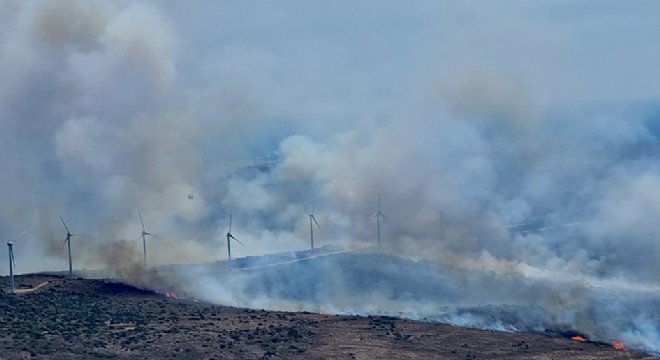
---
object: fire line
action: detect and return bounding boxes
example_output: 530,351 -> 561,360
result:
611,341 -> 626,351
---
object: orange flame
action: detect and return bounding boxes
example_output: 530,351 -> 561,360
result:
611,341 -> 626,351
156,290 -> 182,300
165,291 -> 181,300
571,335 -> 588,342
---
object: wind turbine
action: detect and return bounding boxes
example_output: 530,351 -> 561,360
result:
5,231 -> 26,294
308,211 -> 320,250
60,216 -> 86,278
370,195 -> 388,249
225,213 -> 244,270
138,212 -> 158,267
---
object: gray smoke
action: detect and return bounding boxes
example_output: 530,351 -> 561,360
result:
2,0 -> 660,354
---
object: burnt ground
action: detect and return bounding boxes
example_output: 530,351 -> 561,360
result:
0,275 -> 655,360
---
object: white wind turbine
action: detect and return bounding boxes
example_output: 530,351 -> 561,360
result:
225,213 -> 245,270
307,210 -> 321,250
5,231 -> 26,294
370,195 -> 388,249
60,216 -> 87,278
138,212 -> 158,267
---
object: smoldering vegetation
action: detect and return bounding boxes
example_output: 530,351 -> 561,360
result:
2,0 -> 660,355
145,246 -> 660,354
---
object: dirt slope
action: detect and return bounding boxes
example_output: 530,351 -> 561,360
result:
0,275 -> 654,360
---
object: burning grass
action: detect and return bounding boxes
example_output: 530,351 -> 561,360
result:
0,275 -> 654,359
613,341 -> 627,351
572,335 -> 589,342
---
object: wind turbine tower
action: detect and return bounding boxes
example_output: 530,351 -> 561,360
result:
138,212 -> 158,267
225,213 -> 245,270
370,195 -> 388,249
308,212 -> 320,250
5,231 -> 25,294
60,216 -> 86,278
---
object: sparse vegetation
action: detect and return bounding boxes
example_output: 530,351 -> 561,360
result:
0,275 -> 653,359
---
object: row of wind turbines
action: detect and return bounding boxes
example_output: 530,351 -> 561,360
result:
306,195 -> 388,249
3,195 -> 389,294
1,213 -> 156,294
3,215 -> 84,293
220,195 -> 388,270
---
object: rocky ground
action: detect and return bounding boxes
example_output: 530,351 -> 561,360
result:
0,275 -> 655,360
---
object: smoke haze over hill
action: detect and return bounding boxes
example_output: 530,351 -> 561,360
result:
3,0 -> 660,353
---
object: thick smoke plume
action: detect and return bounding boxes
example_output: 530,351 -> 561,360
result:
2,0 -> 660,354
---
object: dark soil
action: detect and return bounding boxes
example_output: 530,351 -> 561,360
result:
0,275 -> 655,359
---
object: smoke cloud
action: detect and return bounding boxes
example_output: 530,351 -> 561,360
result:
3,0 -> 660,354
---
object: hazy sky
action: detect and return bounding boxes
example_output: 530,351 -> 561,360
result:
163,0 -> 660,108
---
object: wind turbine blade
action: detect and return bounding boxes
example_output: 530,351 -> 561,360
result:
380,212 -> 389,222
71,234 -> 88,237
230,235 -> 245,247
229,213 -> 232,233
370,212 -> 377,220
61,237 -> 68,249
145,232 -> 158,237
139,212 -> 145,231
14,230 -> 26,243
378,194 -> 381,211
59,216 -> 71,233
10,249 -> 15,268
311,215 -> 320,229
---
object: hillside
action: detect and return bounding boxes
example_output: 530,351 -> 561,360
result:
0,275 -> 653,359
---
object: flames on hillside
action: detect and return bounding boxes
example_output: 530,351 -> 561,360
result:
568,335 -> 627,352
611,341 -> 626,351
571,335 -> 588,342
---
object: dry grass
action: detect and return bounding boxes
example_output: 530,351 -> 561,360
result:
0,275 -> 654,360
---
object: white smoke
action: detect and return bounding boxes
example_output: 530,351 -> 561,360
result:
2,0 -> 660,354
